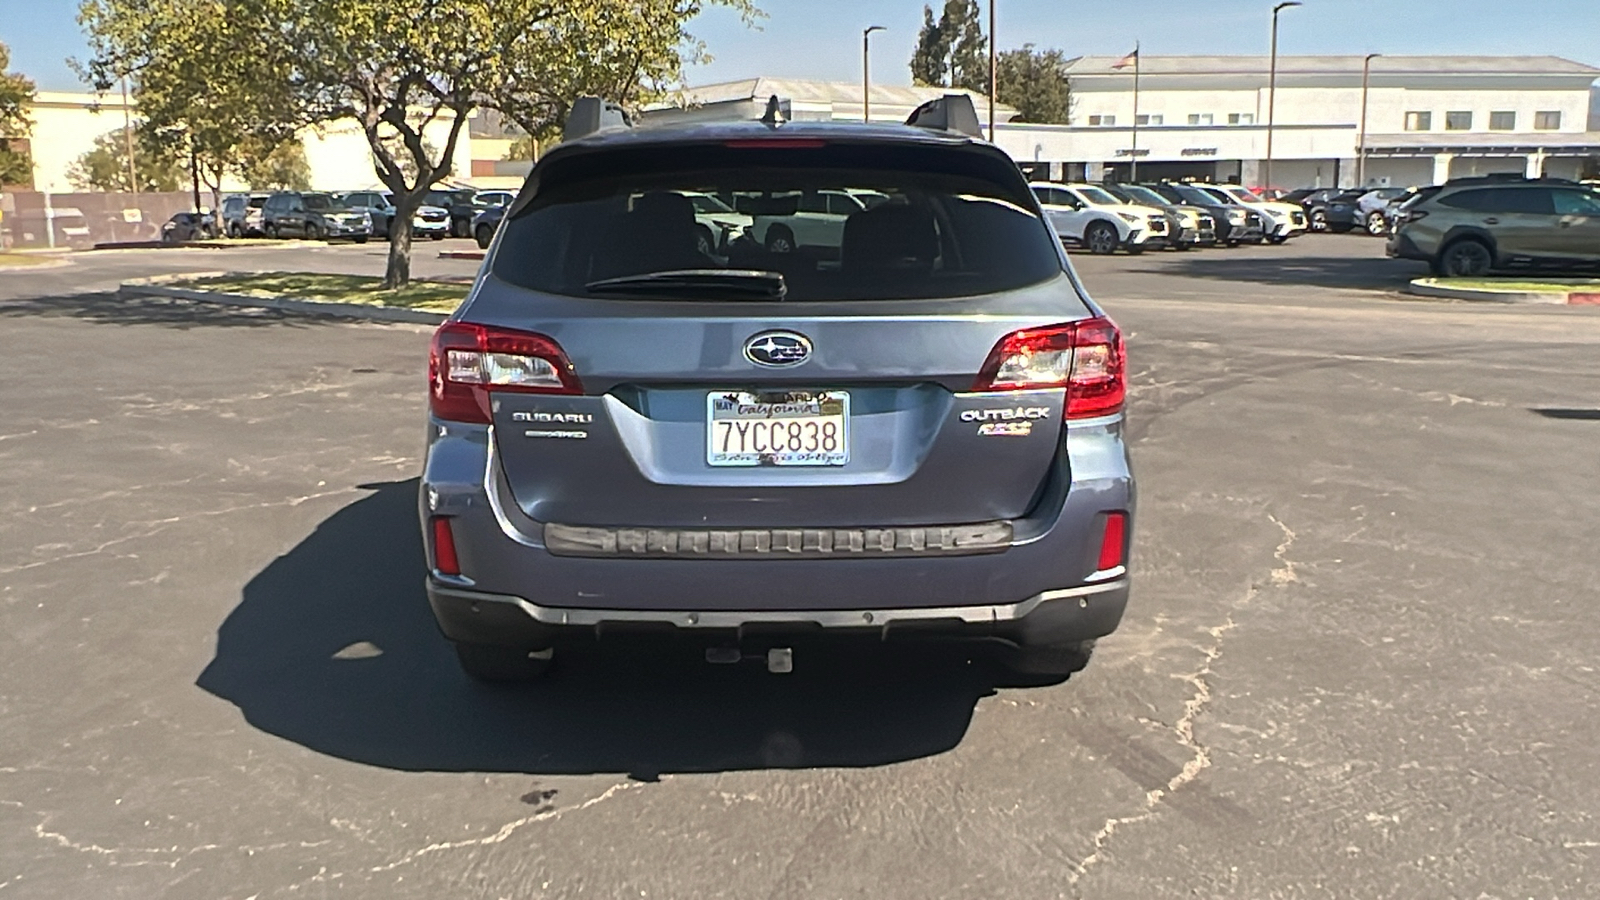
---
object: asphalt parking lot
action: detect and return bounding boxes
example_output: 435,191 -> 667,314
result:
3,237 -> 1599,898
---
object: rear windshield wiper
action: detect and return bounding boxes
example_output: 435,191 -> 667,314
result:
584,269 -> 787,301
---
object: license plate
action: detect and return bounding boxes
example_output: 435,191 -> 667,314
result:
707,391 -> 848,467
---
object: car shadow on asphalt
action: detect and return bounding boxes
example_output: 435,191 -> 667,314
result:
0,292 -> 321,329
197,479 -> 1012,777
1165,250 -> 1428,292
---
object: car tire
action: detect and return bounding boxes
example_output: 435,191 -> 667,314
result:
355,236 -> 369,244
1310,209 -> 1328,232
999,639 -> 1096,679
475,224 -> 494,250
452,218 -> 469,239
453,643 -> 554,683
1266,234 -> 1288,245
228,224 -> 242,239
267,224 -> 281,239
765,226 -> 795,254
1085,221 -> 1119,255
1366,211 -> 1388,236
307,223 -> 324,241
1434,239 -> 1494,277
430,233 -> 445,241
1173,241 -> 1192,251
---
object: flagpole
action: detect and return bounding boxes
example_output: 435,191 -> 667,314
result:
1130,42 -> 1140,182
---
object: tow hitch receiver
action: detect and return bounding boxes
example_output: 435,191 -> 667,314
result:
703,646 -> 794,673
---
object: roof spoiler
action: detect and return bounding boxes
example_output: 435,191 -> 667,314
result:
564,97 -> 632,141
905,94 -> 984,139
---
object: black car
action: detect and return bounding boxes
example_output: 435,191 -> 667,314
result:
262,192 -> 373,242
471,204 -> 506,249
1143,182 -> 1266,246
160,211 -> 219,244
424,188 -> 491,238
1316,188 -> 1371,234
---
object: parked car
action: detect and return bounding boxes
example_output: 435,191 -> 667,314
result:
1144,182 -> 1265,246
337,190 -> 450,240
220,193 -> 270,237
160,211 -> 218,244
1316,188 -> 1372,234
471,204 -> 505,249
1387,179 -> 1600,275
419,96 -> 1134,683
475,190 -> 516,209
1100,183 -> 1216,250
424,188 -> 491,238
262,191 -> 372,241
1030,182 -> 1170,254
1193,184 -> 1307,243
746,189 -> 867,255
683,190 -> 754,255
1355,187 -> 1410,235
1291,187 -> 1349,232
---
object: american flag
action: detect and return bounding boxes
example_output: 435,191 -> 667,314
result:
1112,49 -> 1139,70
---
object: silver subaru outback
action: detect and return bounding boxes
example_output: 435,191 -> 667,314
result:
419,97 -> 1134,683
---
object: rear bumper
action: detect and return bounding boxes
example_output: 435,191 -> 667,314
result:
1387,230 -> 1428,260
419,415 -> 1134,639
427,577 -> 1130,651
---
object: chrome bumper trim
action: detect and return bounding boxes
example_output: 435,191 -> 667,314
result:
428,578 -> 1130,630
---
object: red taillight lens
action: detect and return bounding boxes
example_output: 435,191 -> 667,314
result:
428,322 -> 582,423
973,316 -> 1126,419
1097,511 -> 1128,571
430,516 -> 461,575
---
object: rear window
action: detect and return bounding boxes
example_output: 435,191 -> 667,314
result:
492,142 -> 1064,302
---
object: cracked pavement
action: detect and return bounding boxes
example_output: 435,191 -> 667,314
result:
2,240 -> 1599,897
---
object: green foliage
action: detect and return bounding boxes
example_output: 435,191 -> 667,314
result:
909,0 -> 986,91
503,136 -> 538,161
76,0 -> 762,287
995,46 -> 1072,124
240,138 -> 312,191
0,41 -> 35,137
65,125 -> 187,192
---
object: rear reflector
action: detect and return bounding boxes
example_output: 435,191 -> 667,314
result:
1098,512 -> 1128,571
431,516 -> 461,575
429,322 -> 581,423
973,316 -> 1126,419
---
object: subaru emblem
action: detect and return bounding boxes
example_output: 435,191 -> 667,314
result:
743,331 -> 812,367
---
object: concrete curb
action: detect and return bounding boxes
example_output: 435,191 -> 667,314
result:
118,273 -> 451,325
93,239 -> 327,251
1408,278 -> 1600,306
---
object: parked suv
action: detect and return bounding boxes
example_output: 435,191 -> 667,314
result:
1031,182 -> 1170,254
1193,184 -> 1307,243
262,191 -> 372,241
220,193 -> 269,237
1144,183 -> 1265,246
1388,180 -> 1600,275
1101,183 -> 1216,250
420,97 -> 1135,683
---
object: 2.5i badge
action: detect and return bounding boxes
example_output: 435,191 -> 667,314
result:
978,421 -> 1034,437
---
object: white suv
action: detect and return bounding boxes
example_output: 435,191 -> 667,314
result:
1030,183 -> 1170,255
1198,185 -> 1307,243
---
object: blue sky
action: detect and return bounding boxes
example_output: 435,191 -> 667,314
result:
4,0 -> 1598,92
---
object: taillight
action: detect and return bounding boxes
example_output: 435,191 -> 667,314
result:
1403,209 -> 1429,224
428,322 -> 581,423
430,516 -> 461,575
973,316 -> 1126,419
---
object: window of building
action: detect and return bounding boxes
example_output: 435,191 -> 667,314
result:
1445,111 -> 1473,131
1188,113 -> 1213,126
1226,113 -> 1255,125
1088,115 -> 1116,126
1404,111 -> 1432,131
1135,114 -> 1163,126
1535,110 -> 1562,130
1488,111 -> 1516,131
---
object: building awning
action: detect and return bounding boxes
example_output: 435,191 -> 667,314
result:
1364,132 -> 1600,156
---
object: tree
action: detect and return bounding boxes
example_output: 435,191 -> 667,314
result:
66,125 -> 187,192
995,46 -> 1072,124
0,41 -> 37,187
239,138 -> 312,190
908,0 -> 986,91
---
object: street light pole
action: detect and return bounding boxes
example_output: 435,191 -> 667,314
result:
862,26 -> 886,122
988,0 -> 997,140
1357,53 -> 1380,188
1264,1 -> 1301,191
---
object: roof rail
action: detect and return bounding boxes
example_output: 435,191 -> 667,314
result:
760,94 -> 791,126
905,94 -> 984,139
564,97 -> 632,142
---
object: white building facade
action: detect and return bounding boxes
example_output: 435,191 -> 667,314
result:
991,55 -> 1600,189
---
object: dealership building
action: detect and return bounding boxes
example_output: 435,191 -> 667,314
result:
994,55 -> 1600,189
